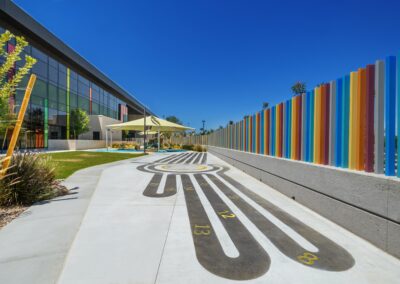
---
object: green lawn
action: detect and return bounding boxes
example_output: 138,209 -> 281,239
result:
44,151 -> 146,179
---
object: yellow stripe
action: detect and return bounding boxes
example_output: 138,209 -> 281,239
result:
349,71 -> 358,169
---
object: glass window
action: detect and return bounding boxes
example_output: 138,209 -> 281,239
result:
49,65 -> 58,83
49,56 -> 58,68
48,84 -> 57,102
59,70 -> 67,88
92,102 -> 99,115
48,109 -> 58,125
70,70 -> 77,80
32,60 -> 48,79
58,88 -> 67,105
59,63 -> 67,73
49,100 -> 57,109
32,79 -> 47,98
30,95 -> 44,107
70,77 -> 78,93
78,96 -> 90,112
31,47 -> 48,63
70,92 -> 77,108
78,80 -> 89,98
58,103 -> 67,113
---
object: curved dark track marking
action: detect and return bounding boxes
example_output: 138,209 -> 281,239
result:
143,174 -> 177,197
181,174 -> 270,280
201,153 -> 207,164
212,169 -> 355,271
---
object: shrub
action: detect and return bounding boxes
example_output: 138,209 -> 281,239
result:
182,144 -> 194,151
0,152 -> 67,206
194,144 -> 207,152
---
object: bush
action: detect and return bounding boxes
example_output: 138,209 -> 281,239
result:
182,144 -> 194,151
0,152 -> 67,206
112,142 -> 140,150
194,144 -> 207,152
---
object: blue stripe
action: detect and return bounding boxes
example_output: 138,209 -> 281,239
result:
342,75 -> 350,168
335,78 -> 343,166
385,56 -> 396,176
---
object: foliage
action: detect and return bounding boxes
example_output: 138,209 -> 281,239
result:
112,142 -> 140,150
194,144 -> 207,152
182,144 -> 194,151
45,151 -> 146,179
291,81 -> 306,96
262,102 -> 269,109
165,115 -> 182,125
0,30 -> 36,136
0,152 -> 66,206
70,108 -> 90,139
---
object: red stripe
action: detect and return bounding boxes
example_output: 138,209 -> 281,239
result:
365,65 -> 375,172
324,84 -> 330,165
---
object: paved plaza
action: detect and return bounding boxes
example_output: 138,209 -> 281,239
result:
1,152 -> 400,283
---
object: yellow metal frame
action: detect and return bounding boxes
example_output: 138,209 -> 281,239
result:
1,74 -> 36,176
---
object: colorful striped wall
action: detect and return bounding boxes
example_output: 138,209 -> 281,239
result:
183,54 -> 400,177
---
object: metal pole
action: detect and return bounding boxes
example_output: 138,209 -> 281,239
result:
143,108 -> 146,153
105,129 -> 108,151
158,127 -> 160,152
110,131 -> 113,147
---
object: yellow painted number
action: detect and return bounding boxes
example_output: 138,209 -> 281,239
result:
217,210 -> 236,219
193,225 -> 211,236
297,252 -> 319,265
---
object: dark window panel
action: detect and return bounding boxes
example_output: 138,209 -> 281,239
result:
49,66 -> 58,83
58,88 -> 67,105
32,79 -> 47,98
31,47 -> 47,63
48,83 -> 57,102
32,59 -> 48,79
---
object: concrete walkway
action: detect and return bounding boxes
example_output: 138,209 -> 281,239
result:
1,152 -> 399,283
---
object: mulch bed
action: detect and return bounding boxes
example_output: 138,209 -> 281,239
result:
0,206 -> 27,229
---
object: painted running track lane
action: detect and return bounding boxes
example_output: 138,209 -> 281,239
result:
181,174 -> 270,280
208,169 -> 355,271
143,174 -> 177,198
137,152 -> 354,280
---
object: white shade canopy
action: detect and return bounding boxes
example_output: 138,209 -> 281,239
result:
107,116 -> 194,132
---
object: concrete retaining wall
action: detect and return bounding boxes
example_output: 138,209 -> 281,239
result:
208,146 -> 400,259
48,140 -> 105,151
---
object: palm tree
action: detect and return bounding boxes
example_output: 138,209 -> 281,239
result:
291,81 -> 306,96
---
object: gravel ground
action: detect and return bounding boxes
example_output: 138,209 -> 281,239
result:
0,206 -> 27,229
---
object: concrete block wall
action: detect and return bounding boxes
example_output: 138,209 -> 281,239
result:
208,146 -> 400,259
48,140 -> 105,151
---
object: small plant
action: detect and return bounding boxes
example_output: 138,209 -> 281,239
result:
194,144 -> 207,152
182,144 -> 194,151
0,153 -> 67,206
70,108 -> 90,139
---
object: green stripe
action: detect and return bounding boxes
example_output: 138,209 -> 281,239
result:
66,68 -> 70,139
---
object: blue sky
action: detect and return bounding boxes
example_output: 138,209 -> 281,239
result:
14,0 -> 400,131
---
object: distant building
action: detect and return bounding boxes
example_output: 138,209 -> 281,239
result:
0,0 -> 152,150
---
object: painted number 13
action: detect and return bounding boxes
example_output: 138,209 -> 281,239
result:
193,225 -> 211,236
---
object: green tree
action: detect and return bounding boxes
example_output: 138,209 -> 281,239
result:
0,30 -> 36,144
262,102 -> 269,109
291,81 -> 306,96
165,115 -> 182,125
70,108 -> 90,139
